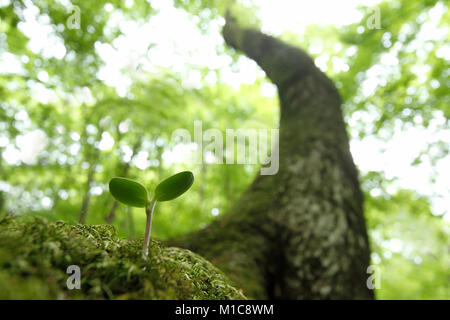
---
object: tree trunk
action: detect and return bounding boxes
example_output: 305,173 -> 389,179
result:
169,13 -> 373,299
105,138 -> 141,224
78,161 -> 96,224
78,126 -> 102,224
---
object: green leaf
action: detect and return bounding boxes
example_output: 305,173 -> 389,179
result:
109,177 -> 149,208
154,171 -> 194,202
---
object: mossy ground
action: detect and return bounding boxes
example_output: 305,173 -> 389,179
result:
0,216 -> 246,300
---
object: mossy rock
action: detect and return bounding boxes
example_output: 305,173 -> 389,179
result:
0,216 -> 246,300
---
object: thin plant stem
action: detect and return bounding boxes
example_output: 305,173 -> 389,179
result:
143,199 -> 157,258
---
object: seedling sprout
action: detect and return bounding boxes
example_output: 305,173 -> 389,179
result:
109,171 -> 194,258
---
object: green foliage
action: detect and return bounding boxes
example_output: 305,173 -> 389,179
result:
154,171 -> 194,202
109,177 -> 149,207
0,216 -> 246,299
365,189 -> 450,299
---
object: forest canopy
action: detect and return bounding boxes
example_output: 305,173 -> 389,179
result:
0,0 -> 448,299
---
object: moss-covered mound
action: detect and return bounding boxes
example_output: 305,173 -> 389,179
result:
0,216 -> 246,300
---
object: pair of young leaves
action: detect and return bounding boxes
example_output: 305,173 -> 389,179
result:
109,171 -> 194,208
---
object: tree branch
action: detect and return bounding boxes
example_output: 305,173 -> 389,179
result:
223,10 -> 316,91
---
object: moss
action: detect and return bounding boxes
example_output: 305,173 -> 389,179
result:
0,216 -> 246,300
168,211 -> 269,299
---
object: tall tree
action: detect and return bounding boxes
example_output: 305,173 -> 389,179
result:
170,12 -> 373,299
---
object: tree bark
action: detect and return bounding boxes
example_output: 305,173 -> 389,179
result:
169,13 -> 373,299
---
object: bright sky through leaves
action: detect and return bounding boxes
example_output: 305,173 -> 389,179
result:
3,0 -> 448,221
